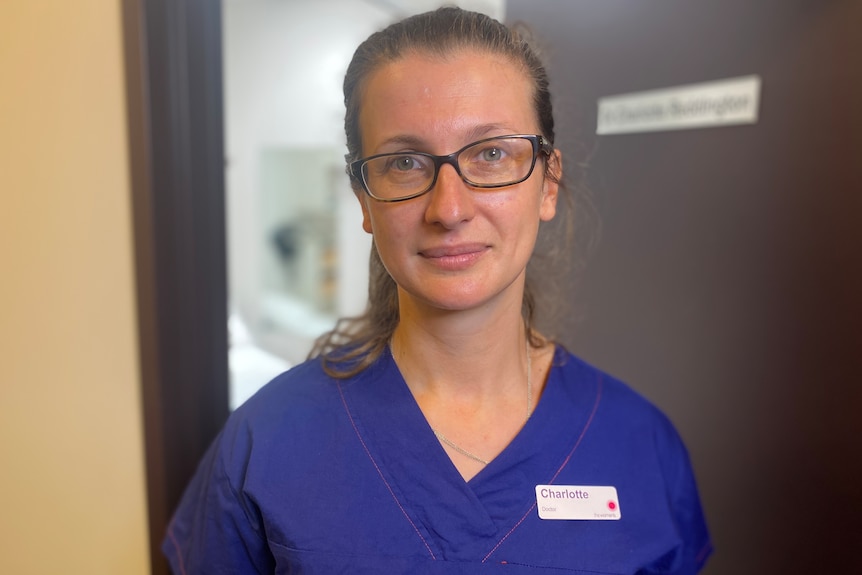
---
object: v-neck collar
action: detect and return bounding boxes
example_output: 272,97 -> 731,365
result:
337,347 -> 602,561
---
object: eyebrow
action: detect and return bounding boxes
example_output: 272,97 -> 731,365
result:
373,123 -> 515,154
375,135 -> 426,151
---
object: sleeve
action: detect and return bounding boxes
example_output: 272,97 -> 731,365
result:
161,422 -> 275,575
654,416 -> 713,575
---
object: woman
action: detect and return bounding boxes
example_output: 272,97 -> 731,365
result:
164,7 -> 711,574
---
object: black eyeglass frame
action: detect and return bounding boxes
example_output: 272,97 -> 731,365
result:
347,134 -> 554,202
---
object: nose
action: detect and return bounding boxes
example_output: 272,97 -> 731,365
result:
423,163 -> 475,228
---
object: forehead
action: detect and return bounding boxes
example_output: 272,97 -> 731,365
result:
357,49 -> 537,150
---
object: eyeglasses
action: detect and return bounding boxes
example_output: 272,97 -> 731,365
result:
348,134 -> 553,202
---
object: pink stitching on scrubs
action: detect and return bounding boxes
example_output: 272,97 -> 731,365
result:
337,381 -> 438,560
481,372 -> 604,563
167,525 -> 189,575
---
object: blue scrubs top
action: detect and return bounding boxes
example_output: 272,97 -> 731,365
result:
164,347 -> 712,574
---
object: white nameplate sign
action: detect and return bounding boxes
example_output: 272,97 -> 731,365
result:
535,485 -> 621,520
597,75 -> 761,135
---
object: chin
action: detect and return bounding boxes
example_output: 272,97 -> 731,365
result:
397,273 -> 523,314
414,287 -> 513,314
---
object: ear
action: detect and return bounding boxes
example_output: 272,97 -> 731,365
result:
539,149 -> 561,222
355,190 -> 374,234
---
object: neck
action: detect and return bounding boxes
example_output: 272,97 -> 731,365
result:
391,294 -> 530,402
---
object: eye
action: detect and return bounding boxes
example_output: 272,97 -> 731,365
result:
365,154 -> 430,180
480,147 -> 505,162
379,154 -> 427,174
393,155 -> 418,171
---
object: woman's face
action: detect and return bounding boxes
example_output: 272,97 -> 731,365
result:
356,49 -> 560,317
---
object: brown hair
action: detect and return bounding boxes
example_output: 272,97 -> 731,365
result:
310,7 -> 591,376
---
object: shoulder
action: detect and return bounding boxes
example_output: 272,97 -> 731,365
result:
552,347 -> 713,570
237,356 -> 337,410
552,346 -> 695,476
554,347 -> 676,429
163,360 -> 349,573
223,356 -> 349,441
185,356 -> 375,521
555,347 -> 704,505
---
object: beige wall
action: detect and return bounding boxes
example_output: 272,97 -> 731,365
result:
0,3 -> 149,574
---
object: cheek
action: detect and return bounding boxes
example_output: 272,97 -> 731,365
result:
365,204 -> 416,245
367,215 -> 416,285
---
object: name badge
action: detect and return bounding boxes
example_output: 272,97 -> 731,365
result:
535,485 -> 621,520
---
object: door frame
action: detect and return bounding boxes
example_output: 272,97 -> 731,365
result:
122,1 -> 229,572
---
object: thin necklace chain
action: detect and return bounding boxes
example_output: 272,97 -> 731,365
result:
433,429 -> 490,465
432,340 -> 532,467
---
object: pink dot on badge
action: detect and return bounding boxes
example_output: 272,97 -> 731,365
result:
608,501 -> 617,510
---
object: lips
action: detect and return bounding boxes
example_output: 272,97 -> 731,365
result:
418,243 -> 489,270
419,243 -> 487,258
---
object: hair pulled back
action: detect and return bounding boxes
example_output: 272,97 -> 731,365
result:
311,7 -> 580,376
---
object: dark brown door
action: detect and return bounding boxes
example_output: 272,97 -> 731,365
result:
506,0 -> 862,573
